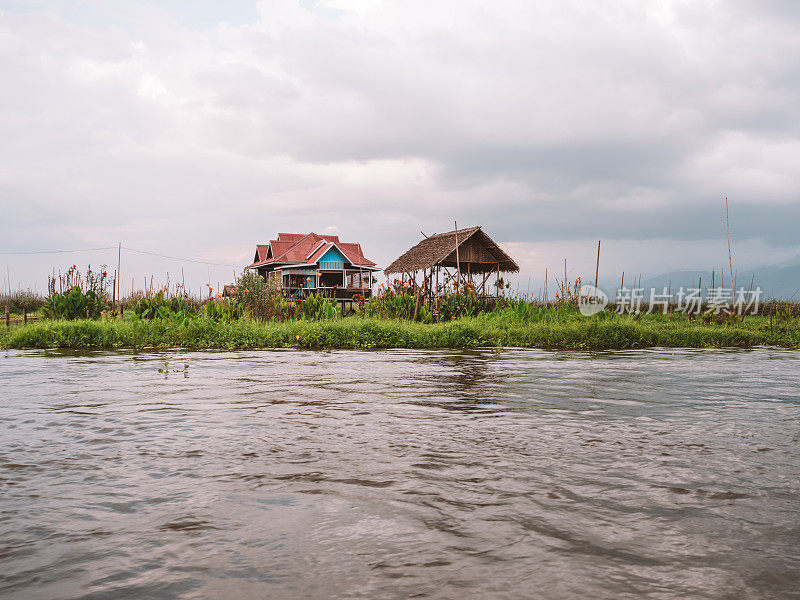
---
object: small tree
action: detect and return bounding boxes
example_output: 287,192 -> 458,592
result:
234,271 -> 282,322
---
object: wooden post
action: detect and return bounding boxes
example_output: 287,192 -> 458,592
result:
117,242 -> 121,310
435,265 -> 439,316
726,197 -> 735,298
594,240 -> 601,291
23,308 -> 27,325
5,304 -> 8,328
413,273 -> 421,321
454,221 -> 461,292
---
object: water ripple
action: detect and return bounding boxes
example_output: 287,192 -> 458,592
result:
1,348 -> 799,599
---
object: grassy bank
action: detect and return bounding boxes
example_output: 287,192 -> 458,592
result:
2,312 -> 799,350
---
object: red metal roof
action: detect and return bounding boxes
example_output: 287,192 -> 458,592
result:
248,233 -> 377,269
254,245 -> 270,262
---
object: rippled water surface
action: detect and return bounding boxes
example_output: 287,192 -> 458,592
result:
1,348 -> 799,599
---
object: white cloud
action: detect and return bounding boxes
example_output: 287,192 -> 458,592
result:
0,0 -> 798,292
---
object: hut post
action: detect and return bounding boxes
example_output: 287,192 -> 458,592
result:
435,265 -> 439,315
413,270 -> 421,320
454,221 -> 461,292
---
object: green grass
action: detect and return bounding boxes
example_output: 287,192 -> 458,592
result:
2,311 -> 799,350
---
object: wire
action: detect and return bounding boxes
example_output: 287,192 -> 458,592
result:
123,246 -> 241,267
0,246 -> 116,255
0,244 -> 242,268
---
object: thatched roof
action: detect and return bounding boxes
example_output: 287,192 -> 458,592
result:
385,226 -> 519,274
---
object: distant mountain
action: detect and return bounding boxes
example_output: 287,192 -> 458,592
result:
636,262 -> 800,300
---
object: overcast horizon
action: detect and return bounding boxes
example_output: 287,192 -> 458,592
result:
2,0 -> 799,296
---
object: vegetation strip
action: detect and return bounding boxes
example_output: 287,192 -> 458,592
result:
3,313 -> 798,350
3,266 -> 799,350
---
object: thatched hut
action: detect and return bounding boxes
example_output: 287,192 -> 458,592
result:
385,226 -> 518,297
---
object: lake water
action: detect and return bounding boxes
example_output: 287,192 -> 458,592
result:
1,348 -> 799,599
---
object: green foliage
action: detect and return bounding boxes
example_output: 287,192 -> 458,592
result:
299,293 -> 339,320
44,264 -> 111,320
234,271 -> 284,322
361,291 -> 433,322
0,290 -> 46,314
438,290 -> 487,320
363,292 -> 414,319
44,287 -> 108,320
4,312 -> 799,351
203,298 -> 244,323
133,291 -> 199,325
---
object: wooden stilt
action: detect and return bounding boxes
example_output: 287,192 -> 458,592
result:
454,221 -> 461,292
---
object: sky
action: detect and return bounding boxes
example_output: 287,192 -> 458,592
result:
1,0 -> 799,296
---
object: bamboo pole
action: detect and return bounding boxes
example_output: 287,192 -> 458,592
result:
117,242 -> 121,310
726,197 -> 734,298
594,240 -> 601,291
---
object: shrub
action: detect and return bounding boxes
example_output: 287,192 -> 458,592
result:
203,298 -> 244,322
133,291 -> 199,325
234,271 -> 284,322
0,290 -> 46,314
438,289 -> 487,320
44,265 -> 111,320
299,293 -> 339,320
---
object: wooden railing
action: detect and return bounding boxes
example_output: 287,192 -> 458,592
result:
318,261 -> 344,270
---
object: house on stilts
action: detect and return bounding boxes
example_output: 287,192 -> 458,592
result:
247,232 -> 380,300
384,226 -> 519,300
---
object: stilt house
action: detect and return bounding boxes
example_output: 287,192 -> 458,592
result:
248,232 -> 379,299
385,226 -> 519,297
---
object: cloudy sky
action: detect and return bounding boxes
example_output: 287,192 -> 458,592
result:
1,0 -> 799,295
